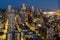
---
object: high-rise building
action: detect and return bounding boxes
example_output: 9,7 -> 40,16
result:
8,5 -> 12,12
7,5 -> 21,40
21,4 -> 26,10
7,7 -> 15,31
31,6 -> 35,12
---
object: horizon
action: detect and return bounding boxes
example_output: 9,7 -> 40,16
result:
0,0 -> 59,10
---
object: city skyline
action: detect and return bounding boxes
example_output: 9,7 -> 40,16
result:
0,0 -> 59,10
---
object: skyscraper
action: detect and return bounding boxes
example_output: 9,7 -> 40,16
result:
7,5 -> 21,40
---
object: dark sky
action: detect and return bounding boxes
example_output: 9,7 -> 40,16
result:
0,0 -> 59,10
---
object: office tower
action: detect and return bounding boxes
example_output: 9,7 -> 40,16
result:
7,5 -> 15,31
0,11 -> 5,29
46,27 -> 55,40
32,6 -> 35,12
15,8 -> 19,14
6,32 -> 21,40
21,4 -> 26,10
19,4 -> 28,24
0,10 -> 6,40
7,5 -> 12,12
6,5 -> 21,40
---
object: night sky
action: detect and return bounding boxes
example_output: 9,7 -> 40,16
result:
0,0 -> 59,10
